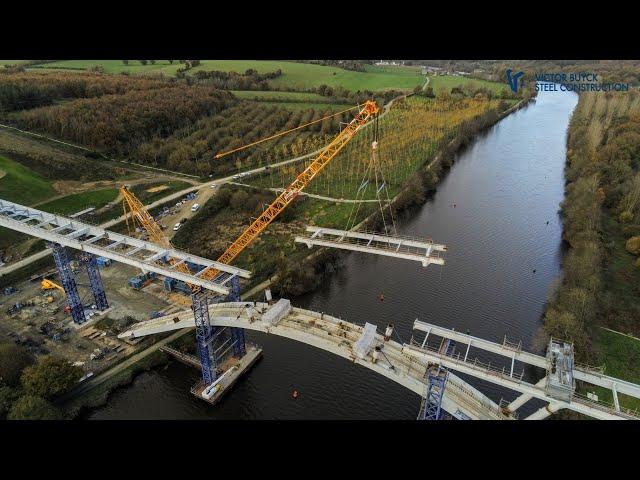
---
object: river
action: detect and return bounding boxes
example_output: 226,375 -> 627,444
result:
85,86 -> 578,420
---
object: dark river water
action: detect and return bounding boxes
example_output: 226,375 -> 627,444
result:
86,87 -> 578,420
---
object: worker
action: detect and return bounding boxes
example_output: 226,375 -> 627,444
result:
453,202 -> 457,208
292,389 -> 299,399
379,292 -> 384,302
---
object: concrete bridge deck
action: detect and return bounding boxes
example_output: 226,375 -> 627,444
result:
120,302 -> 640,420
120,302 -> 512,420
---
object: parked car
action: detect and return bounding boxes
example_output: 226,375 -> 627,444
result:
173,223 -> 181,231
191,203 -> 200,212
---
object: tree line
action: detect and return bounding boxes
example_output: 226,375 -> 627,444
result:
0,343 -> 82,420
15,85 -> 234,153
543,90 -> 640,361
0,71 -> 172,112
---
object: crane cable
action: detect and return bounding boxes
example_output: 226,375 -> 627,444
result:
213,104 -> 361,159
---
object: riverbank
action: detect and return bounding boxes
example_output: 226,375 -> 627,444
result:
541,89 -> 640,412
58,329 -> 192,418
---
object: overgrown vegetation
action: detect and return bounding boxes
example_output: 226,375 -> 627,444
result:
0,344 -> 82,420
543,90 -> 640,365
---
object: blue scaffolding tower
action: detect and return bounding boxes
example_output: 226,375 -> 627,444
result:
49,242 -> 85,325
417,339 -> 455,420
227,276 -> 246,358
418,366 -> 449,420
82,254 -> 109,311
192,290 -> 217,385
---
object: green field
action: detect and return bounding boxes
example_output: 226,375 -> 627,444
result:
231,90 -> 350,103
0,154 -> 57,204
37,188 -> 119,215
581,329 -> 640,413
28,60 -> 425,92
0,60 -> 32,66
29,60 -> 179,75
427,74 -> 510,95
268,102 -> 355,112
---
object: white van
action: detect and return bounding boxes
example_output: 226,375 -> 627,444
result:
191,203 -> 200,212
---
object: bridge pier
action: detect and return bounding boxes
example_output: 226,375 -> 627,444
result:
227,276 -> 246,358
81,253 -> 109,311
418,366 -> 448,420
48,242 -> 85,325
192,290 -> 217,384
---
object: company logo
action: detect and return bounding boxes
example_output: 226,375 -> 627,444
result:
505,69 -> 525,93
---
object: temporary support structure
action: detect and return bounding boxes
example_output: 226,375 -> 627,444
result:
48,242 -> 85,324
227,275 -> 246,358
82,253 -> 109,311
192,290 -> 217,385
418,366 -> 449,420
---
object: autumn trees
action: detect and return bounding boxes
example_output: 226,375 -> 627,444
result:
0,343 -> 82,420
0,71 -> 171,112
543,90 -> 640,359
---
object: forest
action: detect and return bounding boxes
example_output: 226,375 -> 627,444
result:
0,71 -> 172,111
15,85 -> 235,153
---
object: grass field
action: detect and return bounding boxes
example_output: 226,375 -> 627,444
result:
231,90 -> 351,103
28,60 -> 179,75
580,329 -> 640,413
28,60 -> 425,92
0,154 -> 57,204
37,188 -> 119,215
427,74 -> 510,96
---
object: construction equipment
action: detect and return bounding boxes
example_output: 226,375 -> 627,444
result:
41,278 -> 65,295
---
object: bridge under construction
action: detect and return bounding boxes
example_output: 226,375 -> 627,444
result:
1,97 -> 638,420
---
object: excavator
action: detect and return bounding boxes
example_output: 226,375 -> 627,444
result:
41,278 -> 72,312
41,278 -> 65,294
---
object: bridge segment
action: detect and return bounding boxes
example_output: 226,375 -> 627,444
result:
119,302 -> 512,420
405,320 -> 640,420
0,199 -> 250,295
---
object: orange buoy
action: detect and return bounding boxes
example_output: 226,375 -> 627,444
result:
292,390 -> 299,399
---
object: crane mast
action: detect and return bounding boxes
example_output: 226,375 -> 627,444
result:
120,185 -> 194,279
